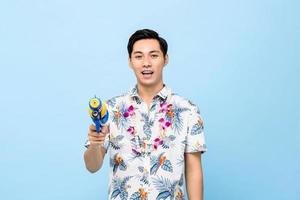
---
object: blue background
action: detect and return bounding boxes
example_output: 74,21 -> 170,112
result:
0,0 -> 299,199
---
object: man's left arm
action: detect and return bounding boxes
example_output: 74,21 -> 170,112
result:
185,152 -> 204,200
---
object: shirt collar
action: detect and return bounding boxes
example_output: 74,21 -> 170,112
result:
129,84 -> 171,102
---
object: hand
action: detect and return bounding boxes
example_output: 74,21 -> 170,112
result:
88,124 -> 109,148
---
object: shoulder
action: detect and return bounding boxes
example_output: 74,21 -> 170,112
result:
170,92 -> 201,115
105,91 -> 131,109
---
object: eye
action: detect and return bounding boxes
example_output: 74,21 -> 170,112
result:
151,54 -> 159,58
135,55 -> 142,59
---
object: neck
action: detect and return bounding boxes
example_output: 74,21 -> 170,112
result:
137,82 -> 164,105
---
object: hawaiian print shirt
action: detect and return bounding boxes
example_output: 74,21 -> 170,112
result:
86,85 -> 207,200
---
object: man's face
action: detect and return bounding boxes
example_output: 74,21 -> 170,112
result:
129,39 -> 168,88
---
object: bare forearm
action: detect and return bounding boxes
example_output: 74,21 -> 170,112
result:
184,152 -> 204,200
185,168 -> 203,200
84,125 -> 108,173
84,145 -> 105,173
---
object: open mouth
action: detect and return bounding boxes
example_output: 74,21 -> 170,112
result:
141,70 -> 154,75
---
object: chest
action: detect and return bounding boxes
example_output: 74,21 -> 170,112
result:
108,99 -> 189,158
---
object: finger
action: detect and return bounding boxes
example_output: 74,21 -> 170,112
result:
100,126 -> 110,136
89,124 -> 96,131
88,133 -> 106,139
88,135 -> 105,141
89,141 -> 104,146
100,126 -> 109,134
88,131 -> 106,138
89,138 -> 105,143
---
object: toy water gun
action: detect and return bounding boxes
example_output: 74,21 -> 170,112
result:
88,96 -> 109,133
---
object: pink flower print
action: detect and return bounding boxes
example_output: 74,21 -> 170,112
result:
158,117 -> 164,123
123,105 -> 135,118
165,121 -> 171,128
127,126 -> 135,135
159,103 -> 172,113
159,118 -> 171,130
153,137 -> 163,150
159,103 -> 168,113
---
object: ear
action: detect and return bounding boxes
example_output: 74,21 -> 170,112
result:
164,54 -> 169,66
128,57 -> 133,69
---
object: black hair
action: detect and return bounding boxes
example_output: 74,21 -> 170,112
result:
127,29 -> 168,58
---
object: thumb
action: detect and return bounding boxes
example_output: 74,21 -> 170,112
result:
101,125 -> 109,134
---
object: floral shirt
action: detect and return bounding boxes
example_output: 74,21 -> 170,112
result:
86,85 -> 207,200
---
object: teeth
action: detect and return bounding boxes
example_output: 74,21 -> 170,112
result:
142,71 -> 153,74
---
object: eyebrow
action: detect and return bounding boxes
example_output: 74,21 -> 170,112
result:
132,51 -> 143,55
132,50 -> 161,54
149,50 -> 160,54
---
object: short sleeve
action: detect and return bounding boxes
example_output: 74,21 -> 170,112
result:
185,105 -> 207,153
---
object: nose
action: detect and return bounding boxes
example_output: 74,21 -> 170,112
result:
143,55 -> 151,68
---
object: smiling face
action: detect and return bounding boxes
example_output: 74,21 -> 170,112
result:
129,39 -> 168,89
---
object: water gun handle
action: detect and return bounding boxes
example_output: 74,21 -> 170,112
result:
88,96 -> 109,133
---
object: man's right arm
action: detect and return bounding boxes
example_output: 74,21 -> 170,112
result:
83,125 -> 108,173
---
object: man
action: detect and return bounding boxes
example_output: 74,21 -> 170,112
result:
84,29 -> 207,200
